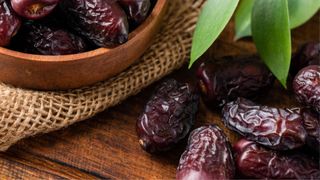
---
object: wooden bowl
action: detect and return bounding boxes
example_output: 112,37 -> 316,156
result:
0,0 -> 168,90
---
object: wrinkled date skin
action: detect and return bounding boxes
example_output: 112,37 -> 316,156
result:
293,65 -> 320,113
136,79 -> 199,153
176,125 -> 235,180
301,108 -> 320,153
0,0 -> 21,46
291,42 -> 320,75
19,22 -> 87,55
234,139 -> 320,179
11,0 -> 60,20
196,56 -> 274,107
222,98 -> 307,150
60,0 -> 129,47
118,0 -> 151,25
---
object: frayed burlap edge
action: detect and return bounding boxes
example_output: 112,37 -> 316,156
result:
0,0 -> 204,151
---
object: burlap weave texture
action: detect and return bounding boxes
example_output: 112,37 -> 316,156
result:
0,0 -> 204,151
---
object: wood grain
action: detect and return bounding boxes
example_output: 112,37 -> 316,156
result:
0,150 -> 98,179
0,12 -> 319,179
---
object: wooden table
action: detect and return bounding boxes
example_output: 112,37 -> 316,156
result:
0,14 -> 319,179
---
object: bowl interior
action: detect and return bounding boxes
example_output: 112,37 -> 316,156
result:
0,0 -> 167,62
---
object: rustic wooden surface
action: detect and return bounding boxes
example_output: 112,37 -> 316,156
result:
0,13 -> 319,179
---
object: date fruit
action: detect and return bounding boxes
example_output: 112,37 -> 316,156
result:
176,125 -> 235,180
60,0 -> 129,47
291,42 -> 320,75
234,139 -> 320,179
222,98 -> 307,150
301,108 -> 320,153
136,79 -> 199,153
293,65 -> 320,112
18,22 -> 87,55
196,56 -> 274,107
11,0 -> 60,20
118,0 -> 151,25
0,0 -> 21,46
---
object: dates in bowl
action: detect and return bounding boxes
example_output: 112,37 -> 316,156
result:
2,0 -> 154,54
0,0 -> 168,90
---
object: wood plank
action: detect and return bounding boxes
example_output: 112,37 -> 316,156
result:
0,150 -> 99,179
0,13 -> 319,179
0,156 -> 62,180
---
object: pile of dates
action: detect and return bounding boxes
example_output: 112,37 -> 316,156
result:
136,42 -> 320,179
0,0 -> 154,55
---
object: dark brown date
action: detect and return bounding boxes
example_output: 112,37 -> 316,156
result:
11,0 -> 60,20
176,125 -> 235,180
60,0 -> 129,47
118,0 -> 151,26
17,22 -> 87,55
136,79 -> 199,153
291,42 -> 320,75
293,65 -> 320,112
301,108 -> 320,153
196,56 -> 274,107
222,98 -> 307,150
0,0 -> 21,46
234,139 -> 320,179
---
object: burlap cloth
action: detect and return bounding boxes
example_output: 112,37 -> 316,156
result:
0,0 -> 204,151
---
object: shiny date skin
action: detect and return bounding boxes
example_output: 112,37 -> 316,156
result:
118,0 -> 151,26
293,65 -> 320,113
0,0 -> 21,46
291,42 -> 320,75
176,125 -> 235,180
136,79 -> 199,153
11,0 -> 60,20
222,98 -> 307,150
18,22 -> 87,55
196,56 -> 274,107
59,0 -> 129,47
234,139 -> 320,179
301,108 -> 320,153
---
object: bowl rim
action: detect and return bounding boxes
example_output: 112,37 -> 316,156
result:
0,0 -> 167,62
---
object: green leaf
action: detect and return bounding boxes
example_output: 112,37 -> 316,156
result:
189,0 -> 239,68
252,0 -> 291,88
235,0 -> 254,40
235,0 -> 319,40
288,0 -> 320,29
